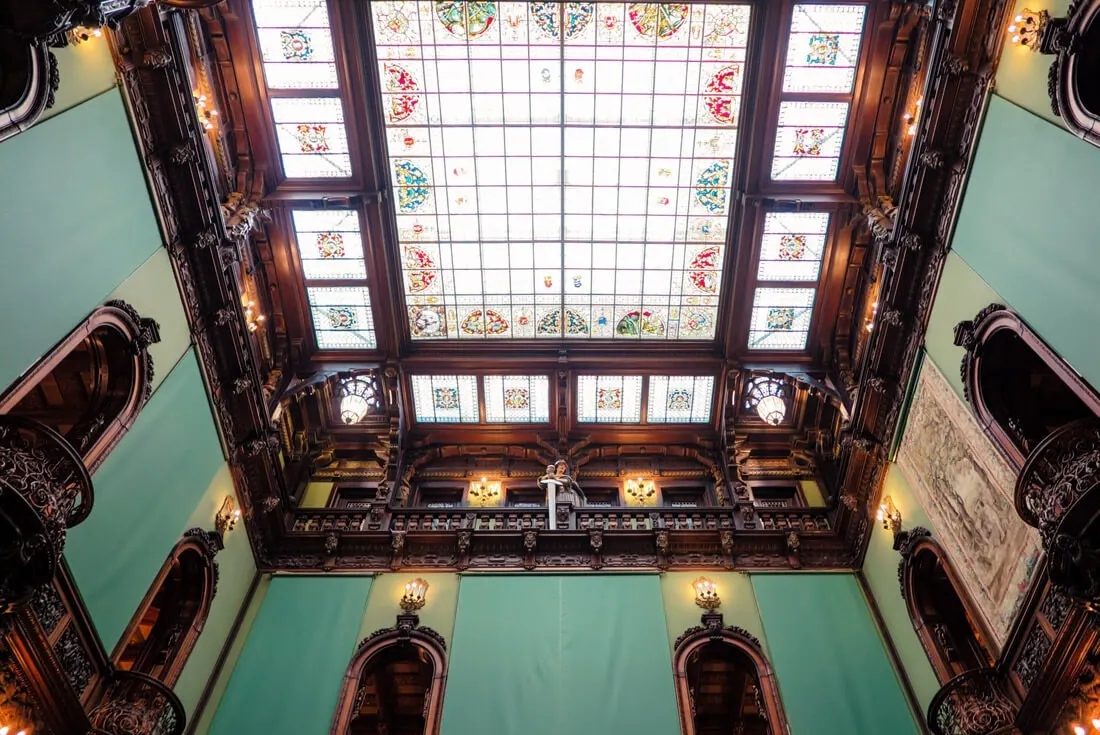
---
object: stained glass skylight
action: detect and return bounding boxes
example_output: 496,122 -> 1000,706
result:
484,375 -> 550,423
293,209 -> 378,350
370,1 -> 752,341
576,375 -> 643,423
411,375 -> 479,422
647,375 -> 715,423
771,101 -> 849,181
757,212 -> 830,282
252,0 -> 352,179
782,5 -> 866,94
748,287 -> 816,350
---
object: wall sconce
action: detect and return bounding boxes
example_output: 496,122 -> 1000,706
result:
243,298 -> 266,333
1008,9 -> 1048,50
400,578 -> 429,612
901,98 -> 923,137
865,300 -> 879,333
877,496 -> 902,534
0,724 -> 28,735
624,477 -> 657,505
193,90 -> 220,131
692,577 -> 721,610
215,496 -> 241,536
468,477 -> 503,507
67,25 -> 103,45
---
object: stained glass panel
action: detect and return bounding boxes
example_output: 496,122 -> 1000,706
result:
757,212 -> 830,282
484,375 -> 550,423
370,2 -> 751,340
770,101 -> 849,181
647,375 -> 715,423
782,5 -> 866,93
576,375 -> 643,423
252,0 -> 339,89
748,287 -> 815,350
292,209 -> 367,279
307,286 -> 377,349
410,375 -> 479,422
271,97 -> 352,178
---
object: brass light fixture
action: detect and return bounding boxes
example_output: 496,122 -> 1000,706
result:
215,496 -> 241,536
692,577 -> 721,610
468,477 -> 503,506
243,298 -> 266,333
400,578 -> 429,612
67,25 -> 103,45
1008,9 -> 1048,50
876,496 -> 902,534
194,90 -> 220,131
624,477 -> 657,505
0,724 -> 28,735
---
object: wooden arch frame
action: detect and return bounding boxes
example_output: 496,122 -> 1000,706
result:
0,300 -> 160,472
330,625 -> 448,735
111,528 -> 219,687
897,529 -> 996,684
954,304 -> 1100,469
1046,0 -> 1100,149
672,624 -> 790,735
0,35 -> 57,144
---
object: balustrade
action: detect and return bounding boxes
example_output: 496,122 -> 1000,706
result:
88,670 -> 185,735
927,668 -> 1020,735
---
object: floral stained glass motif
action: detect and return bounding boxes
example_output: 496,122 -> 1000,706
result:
647,375 -> 715,423
403,245 -> 437,293
792,128 -> 824,157
292,210 -> 366,280
757,212 -> 830,282
272,98 -> 351,177
436,1 -> 498,39
327,307 -> 357,329
485,375 -> 550,422
749,288 -> 815,350
294,124 -> 330,152
307,286 -> 377,349
783,5 -> 866,93
252,0 -> 338,89
577,375 -> 643,423
372,2 -> 750,342
411,375 -> 479,422
280,30 -> 313,60
771,101 -> 849,181
460,309 -> 510,336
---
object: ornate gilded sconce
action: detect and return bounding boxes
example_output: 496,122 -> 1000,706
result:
242,297 -> 266,333
624,477 -> 657,506
468,477 -> 503,506
877,496 -> 902,535
215,496 -> 240,536
1008,9 -> 1048,50
398,578 -> 429,631
692,576 -> 724,629
67,26 -> 103,45
194,90 -> 219,131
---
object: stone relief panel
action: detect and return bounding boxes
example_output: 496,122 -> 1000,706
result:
897,356 -> 1042,645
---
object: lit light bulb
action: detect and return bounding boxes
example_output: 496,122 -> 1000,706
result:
1,726 -> 10,735
1074,726 -> 1086,735
1092,719 -> 1100,729
1012,33 -> 1021,42
481,477 -> 487,483
1015,13 -> 1024,21
1008,24 -> 1018,32
93,28 -> 102,37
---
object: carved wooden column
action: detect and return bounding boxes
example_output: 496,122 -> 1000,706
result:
927,669 -> 1021,735
1015,419 -> 1100,608
87,671 -> 185,735
0,416 -> 92,617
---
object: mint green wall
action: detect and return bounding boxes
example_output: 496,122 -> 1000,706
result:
661,571 -> 768,655
862,464 -> 941,713
65,353 -> 225,647
358,573 -> 457,647
952,96 -> 1100,392
441,575 -> 680,735
209,576 -> 373,735
43,39 -> 119,121
753,573 -> 921,734
0,89 -> 161,390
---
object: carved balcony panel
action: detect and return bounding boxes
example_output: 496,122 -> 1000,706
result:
0,415 -> 92,614
1015,419 -> 1100,606
928,668 -> 1021,735
88,670 -> 185,735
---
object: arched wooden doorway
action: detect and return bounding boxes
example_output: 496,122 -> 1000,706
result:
899,529 -> 995,683
112,529 -> 219,686
955,305 -> 1100,469
331,627 -> 448,735
673,626 -> 788,735
0,301 -> 160,472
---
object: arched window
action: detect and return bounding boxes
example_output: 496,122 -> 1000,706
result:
0,34 -> 57,144
0,300 -> 159,472
112,529 -> 219,686
954,305 -> 1100,469
331,627 -> 447,735
1045,0 -> 1100,149
898,529 -> 995,683
673,625 -> 788,735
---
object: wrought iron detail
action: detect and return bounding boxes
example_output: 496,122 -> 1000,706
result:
55,625 -> 94,697
88,670 -> 186,735
1039,586 -> 1074,630
30,581 -> 66,636
1013,624 -> 1052,692
0,415 -> 93,614
928,668 -> 1019,735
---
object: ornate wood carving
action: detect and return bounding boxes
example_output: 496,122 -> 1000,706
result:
88,670 -> 185,735
927,668 -> 1021,735
1041,0 -> 1100,148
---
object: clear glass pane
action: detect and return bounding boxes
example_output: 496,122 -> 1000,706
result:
410,374 -> 479,422
647,375 -> 715,423
770,101 -> 849,181
781,5 -> 866,93
757,211 -> 831,282
307,286 -> 377,349
484,375 -> 550,422
292,210 -> 367,280
576,375 -> 643,423
748,287 -> 816,350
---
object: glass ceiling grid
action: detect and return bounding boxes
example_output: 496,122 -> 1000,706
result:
373,2 -> 750,341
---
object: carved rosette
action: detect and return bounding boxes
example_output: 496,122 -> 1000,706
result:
1015,419 -> 1100,605
0,415 -> 93,614
88,671 -> 186,735
927,668 -> 1020,735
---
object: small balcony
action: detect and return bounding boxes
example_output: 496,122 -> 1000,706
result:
927,668 -> 1020,735
88,670 -> 186,735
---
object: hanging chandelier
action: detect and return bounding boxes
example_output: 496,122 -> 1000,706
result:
337,375 -> 381,424
744,376 -> 788,426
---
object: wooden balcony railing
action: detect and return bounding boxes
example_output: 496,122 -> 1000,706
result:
88,670 -> 186,735
927,668 -> 1020,735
